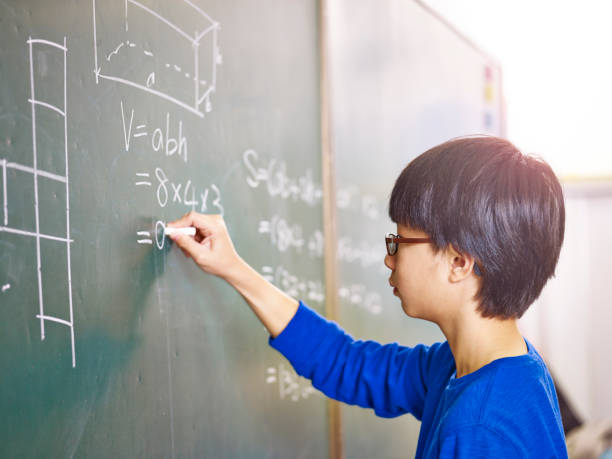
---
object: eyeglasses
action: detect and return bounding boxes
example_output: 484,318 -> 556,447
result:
385,232 -> 484,276
385,233 -> 431,256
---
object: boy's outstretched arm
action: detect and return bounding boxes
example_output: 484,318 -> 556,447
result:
168,212 -> 430,419
167,211 -> 299,338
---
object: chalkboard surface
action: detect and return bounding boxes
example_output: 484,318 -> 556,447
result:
0,1 -> 327,457
327,1 -> 504,457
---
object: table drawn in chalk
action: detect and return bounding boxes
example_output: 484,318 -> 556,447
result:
0,37 -> 76,367
92,0 -> 222,118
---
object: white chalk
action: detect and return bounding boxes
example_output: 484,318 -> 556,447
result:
164,226 -> 196,237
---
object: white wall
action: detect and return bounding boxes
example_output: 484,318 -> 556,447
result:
422,0 -> 612,421
521,188 -> 612,420
420,0 -> 612,179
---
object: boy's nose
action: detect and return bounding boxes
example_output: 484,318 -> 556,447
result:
384,254 -> 395,271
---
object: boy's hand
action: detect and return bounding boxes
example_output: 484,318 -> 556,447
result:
167,211 -> 298,337
167,212 -> 242,280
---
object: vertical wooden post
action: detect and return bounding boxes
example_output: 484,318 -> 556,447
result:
319,0 -> 343,458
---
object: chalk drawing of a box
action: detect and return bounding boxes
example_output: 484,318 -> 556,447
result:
92,0 -> 221,118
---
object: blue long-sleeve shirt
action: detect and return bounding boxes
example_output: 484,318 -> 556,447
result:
269,301 -> 568,458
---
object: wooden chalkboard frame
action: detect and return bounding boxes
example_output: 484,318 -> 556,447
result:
319,0 -> 342,458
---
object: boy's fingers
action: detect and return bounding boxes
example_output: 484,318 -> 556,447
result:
167,212 -> 216,238
166,212 -> 196,229
171,234 -> 202,258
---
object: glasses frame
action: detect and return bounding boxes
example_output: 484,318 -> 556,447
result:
385,232 -> 484,276
385,233 -> 431,256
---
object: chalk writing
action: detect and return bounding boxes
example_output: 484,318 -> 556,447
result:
152,167 -> 224,215
336,186 -> 380,220
265,363 -> 317,402
243,149 -> 322,206
154,220 -> 165,250
307,229 -> 324,258
93,0 -> 221,118
337,236 -> 383,268
136,230 -> 153,245
134,172 -> 151,187
261,265 -> 324,304
121,102 -> 188,162
258,216 -> 303,252
258,216 -> 322,257
0,37 -> 76,367
338,283 -> 383,315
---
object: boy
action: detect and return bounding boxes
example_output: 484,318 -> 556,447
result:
168,136 -> 568,457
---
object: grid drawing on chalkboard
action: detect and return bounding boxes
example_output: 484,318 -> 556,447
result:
92,0 -> 221,118
0,36 -> 76,367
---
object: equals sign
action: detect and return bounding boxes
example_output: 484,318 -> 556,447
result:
135,172 -> 151,186
137,231 -> 152,245
133,124 -> 148,138
258,221 -> 270,234
261,266 -> 274,283
265,367 -> 277,384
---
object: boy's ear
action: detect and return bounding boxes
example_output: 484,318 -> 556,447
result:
446,245 -> 477,282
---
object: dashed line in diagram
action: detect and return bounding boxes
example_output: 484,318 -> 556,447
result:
0,36 -> 76,367
92,0 -> 222,118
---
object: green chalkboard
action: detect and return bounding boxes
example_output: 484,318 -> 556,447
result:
0,0 -> 326,457
327,1 -> 504,457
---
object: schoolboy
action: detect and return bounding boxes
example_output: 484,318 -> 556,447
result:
169,136 -> 568,457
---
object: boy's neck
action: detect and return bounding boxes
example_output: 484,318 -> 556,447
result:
441,309 -> 528,379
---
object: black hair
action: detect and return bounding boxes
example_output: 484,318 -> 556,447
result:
389,135 -> 565,319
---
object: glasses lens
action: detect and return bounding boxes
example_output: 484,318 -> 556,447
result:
385,233 -> 397,255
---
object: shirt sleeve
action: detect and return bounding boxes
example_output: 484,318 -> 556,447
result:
269,301 -> 435,419
439,425 -> 519,458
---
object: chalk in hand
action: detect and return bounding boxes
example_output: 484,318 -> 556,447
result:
164,225 -> 196,237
